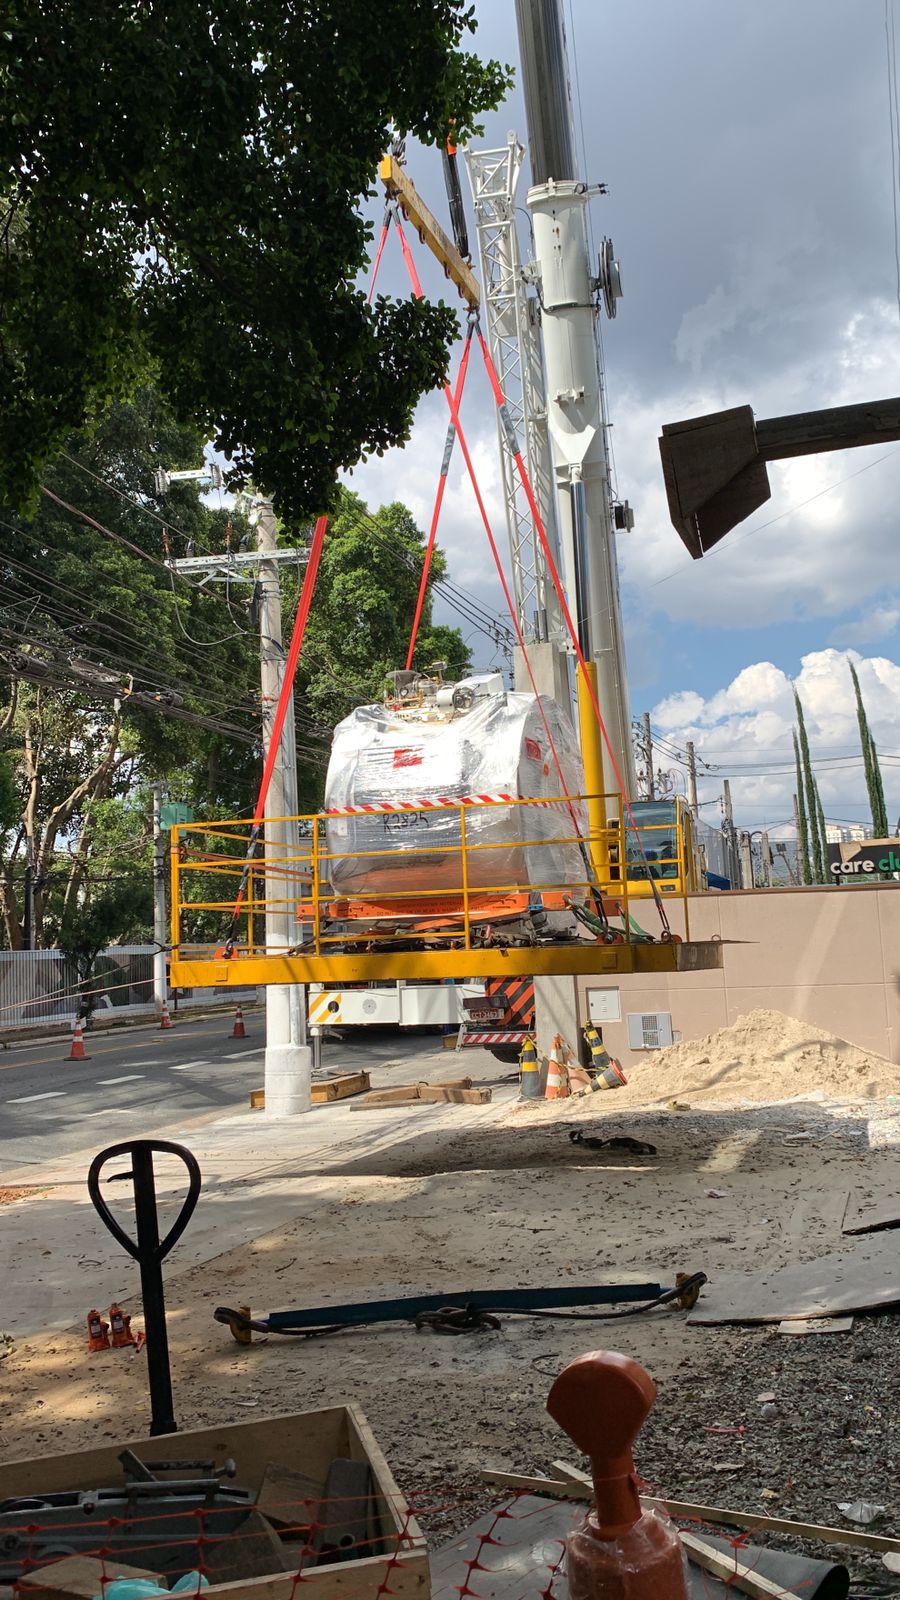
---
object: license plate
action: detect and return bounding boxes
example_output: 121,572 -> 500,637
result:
466,1007 -> 504,1021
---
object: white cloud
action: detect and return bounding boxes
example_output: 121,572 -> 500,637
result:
614,297 -> 900,638
831,603 -> 900,646
650,648 -> 900,829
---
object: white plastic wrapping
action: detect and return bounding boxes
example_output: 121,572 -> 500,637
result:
323,692 -> 587,898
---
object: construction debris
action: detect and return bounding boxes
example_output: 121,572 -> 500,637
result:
349,1079 -> 490,1109
688,1234 -> 900,1325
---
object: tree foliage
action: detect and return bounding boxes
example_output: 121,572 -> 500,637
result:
793,689 -> 827,884
289,488 -> 471,793
849,658 -> 889,838
0,396 -> 470,944
792,732 -> 812,888
0,3 -> 511,518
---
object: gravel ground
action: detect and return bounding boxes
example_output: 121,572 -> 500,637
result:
3,1081 -> 899,1596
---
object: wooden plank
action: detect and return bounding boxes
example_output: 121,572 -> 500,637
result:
688,1235 -> 900,1324
481,1469 -> 579,1499
256,1462 -> 324,1530
680,1531 -> 800,1599
19,1557 -> 165,1600
416,1086 -> 491,1105
202,1548 -> 428,1600
483,1467 -> 900,1558
756,397 -> 900,460
842,1200 -> 900,1235
378,155 -> 480,309
252,1074 -> 372,1111
203,1508 -> 296,1584
311,1072 -> 370,1105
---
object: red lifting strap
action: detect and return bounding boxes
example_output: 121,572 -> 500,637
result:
393,216 -> 584,844
225,513 -> 328,936
405,329 -> 473,669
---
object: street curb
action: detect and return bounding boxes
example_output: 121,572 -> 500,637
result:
0,1003 -> 262,1057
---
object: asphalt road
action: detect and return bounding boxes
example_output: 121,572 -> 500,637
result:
0,1012 -> 266,1170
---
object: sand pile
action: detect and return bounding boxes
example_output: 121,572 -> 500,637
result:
512,1008 -> 900,1113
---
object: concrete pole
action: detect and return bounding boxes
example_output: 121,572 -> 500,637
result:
151,784 -> 168,1014
761,830 -> 772,888
642,713 -> 655,800
257,499 -> 311,1115
686,741 -> 699,814
739,830 -> 754,890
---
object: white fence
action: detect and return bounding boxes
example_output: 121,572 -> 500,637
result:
0,945 -> 257,1032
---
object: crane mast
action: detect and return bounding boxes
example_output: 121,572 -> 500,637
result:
470,0 -> 637,797
465,137 -> 565,652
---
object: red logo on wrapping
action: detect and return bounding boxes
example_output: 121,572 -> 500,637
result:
525,738 -> 542,761
393,748 -> 423,768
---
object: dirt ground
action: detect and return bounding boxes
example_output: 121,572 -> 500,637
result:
2,1074 -> 899,1592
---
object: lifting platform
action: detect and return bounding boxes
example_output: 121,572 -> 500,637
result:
167,795 -> 724,989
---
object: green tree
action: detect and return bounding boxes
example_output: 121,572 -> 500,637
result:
0,4 -> 511,519
793,732 -> 812,886
793,688 -> 826,884
0,388 -> 261,945
0,397 -> 471,941
848,658 -> 889,837
58,874 -> 153,1017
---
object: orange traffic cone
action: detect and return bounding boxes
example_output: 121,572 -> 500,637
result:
87,1309 -> 110,1352
231,1006 -> 246,1039
68,1017 -> 90,1061
545,1035 -> 571,1100
159,1000 -> 173,1030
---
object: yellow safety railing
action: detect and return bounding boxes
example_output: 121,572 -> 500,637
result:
168,792 -> 691,966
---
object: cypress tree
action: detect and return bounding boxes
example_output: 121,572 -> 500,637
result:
794,689 -> 825,883
793,733 -> 813,885
848,660 -> 888,837
814,780 -> 829,885
870,737 -> 889,838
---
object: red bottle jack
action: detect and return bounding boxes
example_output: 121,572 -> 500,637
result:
109,1301 -> 136,1348
547,1351 -> 689,1600
86,1309 -> 110,1352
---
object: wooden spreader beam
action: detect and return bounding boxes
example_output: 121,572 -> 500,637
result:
659,396 -> 900,558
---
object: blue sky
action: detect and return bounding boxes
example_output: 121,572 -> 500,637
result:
348,0 -> 900,830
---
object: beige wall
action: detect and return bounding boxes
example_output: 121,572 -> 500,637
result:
574,884 -> 900,1066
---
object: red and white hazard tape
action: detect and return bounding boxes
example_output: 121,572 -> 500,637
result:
323,793 -> 583,818
324,793 -> 516,816
459,1029 -> 528,1046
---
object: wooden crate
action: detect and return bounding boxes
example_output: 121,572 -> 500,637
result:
249,1073 -> 371,1111
0,1404 -> 428,1600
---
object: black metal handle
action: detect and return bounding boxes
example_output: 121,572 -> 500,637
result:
87,1139 -> 201,1261
87,1139 -> 201,1436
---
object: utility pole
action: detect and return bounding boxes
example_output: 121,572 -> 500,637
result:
723,779 -> 740,885
256,499 -> 311,1117
686,741 -> 699,814
739,830 -> 754,890
151,784 -> 168,1014
166,475 -> 311,1114
641,714 -> 655,800
760,829 -> 772,888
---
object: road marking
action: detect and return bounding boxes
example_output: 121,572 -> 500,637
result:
84,1108 -> 130,1115
169,1061 -> 204,1070
96,1074 -> 145,1085
8,1090 -> 66,1104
